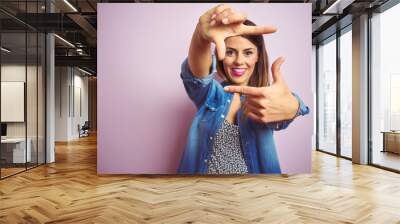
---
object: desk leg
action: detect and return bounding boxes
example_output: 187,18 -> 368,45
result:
382,133 -> 386,153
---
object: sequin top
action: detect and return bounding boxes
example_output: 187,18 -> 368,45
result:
207,119 -> 249,174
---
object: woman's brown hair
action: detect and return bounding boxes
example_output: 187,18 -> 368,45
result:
215,19 -> 270,121
215,19 -> 270,88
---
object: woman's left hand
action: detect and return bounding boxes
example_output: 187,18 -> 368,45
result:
224,57 -> 299,124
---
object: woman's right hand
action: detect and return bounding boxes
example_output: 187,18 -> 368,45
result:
196,4 -> 277,60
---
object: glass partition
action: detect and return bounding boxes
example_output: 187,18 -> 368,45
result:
371,3 -> 400,171
339,27 -> 352,158
38,32 -> 45,165
0,1 -> 46,179
27,30 -> 38,169
317,35 -> 337,155
1,31 -> 28,177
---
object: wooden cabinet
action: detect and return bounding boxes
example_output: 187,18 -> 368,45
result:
382,131 -> 400,154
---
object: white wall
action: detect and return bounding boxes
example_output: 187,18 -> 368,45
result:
1,65 -> 40,137
72,72 -> 89,138
55,67 -> 89,141
1,63 -> 46,164
1,66 -> 26,135
55,66 -> 70,141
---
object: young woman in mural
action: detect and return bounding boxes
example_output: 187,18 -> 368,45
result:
178,4 -> 309,174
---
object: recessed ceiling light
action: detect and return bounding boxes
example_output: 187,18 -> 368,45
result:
78,67 -> 93,76
1,47 -> 11,53
63,0 -> 78,12
322,0 -> 354,15
54,34 -> 75,48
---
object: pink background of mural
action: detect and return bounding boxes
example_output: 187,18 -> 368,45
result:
97,3 -> 313,174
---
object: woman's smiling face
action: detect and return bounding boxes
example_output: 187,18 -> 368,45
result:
222,36 -> 259,86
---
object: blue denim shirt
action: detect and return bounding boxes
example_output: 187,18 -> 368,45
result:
177,55 -> 309,174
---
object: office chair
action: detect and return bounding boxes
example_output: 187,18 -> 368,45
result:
79,121 -> 90,138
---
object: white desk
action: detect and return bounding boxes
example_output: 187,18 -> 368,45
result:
1,138 -> 31,163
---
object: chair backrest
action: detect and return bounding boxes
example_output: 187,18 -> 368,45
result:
82,121 -> 90,129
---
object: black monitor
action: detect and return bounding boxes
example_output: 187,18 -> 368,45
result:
1,123 -> 7,137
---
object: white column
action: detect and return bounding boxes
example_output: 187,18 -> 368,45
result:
46,33 -> 55,163
352,14 -> 369,164
46,1 -> 55,163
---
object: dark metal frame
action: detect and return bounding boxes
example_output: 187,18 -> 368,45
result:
44,0 -> 47,165
336,25 -> 341,158
316,0 -> 400,173
367,10 -> 373,166
316,32 -> 339,156
0,23 -> 2,179
316,44 -> 319,151
25,3 -> 28,171
338,24 -> 353,161
0,0 -> 47,180
315,23 -> 353,162
367,0 -> 400,173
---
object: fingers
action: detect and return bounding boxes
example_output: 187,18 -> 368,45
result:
226,12 -> 247,24
203,4 -> 230,24
214,37 -> 226,61
224,85 -> 265,96
247,111 -> 264,123
271,57 -> 285,84
245,97 -> 264,109
202,4 -> 224,23
215,4 -> 231,14
213,8 -> 247,25
244,101 -> 264,117
239,24 -> 277,36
